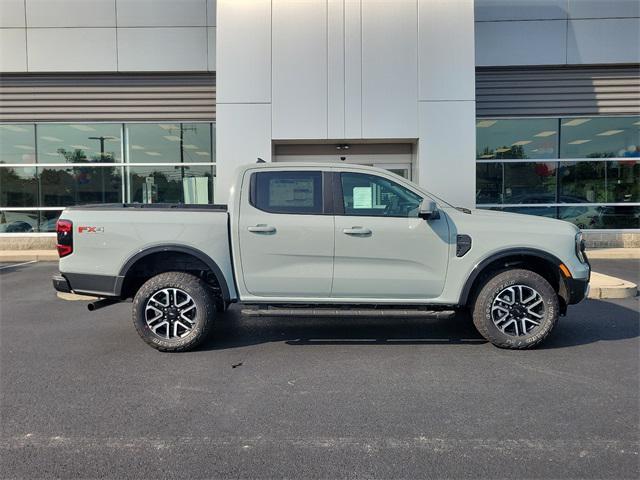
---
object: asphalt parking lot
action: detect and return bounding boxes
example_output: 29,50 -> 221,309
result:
1,262 -> 639,479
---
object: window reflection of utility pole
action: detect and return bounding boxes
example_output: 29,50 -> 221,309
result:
179,125 -> 185,202
88,135 -> 116,203
172,124 -> 195,203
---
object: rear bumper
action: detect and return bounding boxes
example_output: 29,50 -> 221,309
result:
52,274 -> 71,293
52,272 -> 121,297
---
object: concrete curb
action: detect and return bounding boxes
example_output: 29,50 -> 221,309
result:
588,272 -> 638,300
0,250 -> 58,262
587,248 -> 640,260
57,292 -> 98,301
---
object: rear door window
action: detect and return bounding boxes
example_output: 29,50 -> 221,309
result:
250,171 -> 324,214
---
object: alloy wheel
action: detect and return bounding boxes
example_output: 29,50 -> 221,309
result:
145,288 -> 197,340
490,284 -> 545,337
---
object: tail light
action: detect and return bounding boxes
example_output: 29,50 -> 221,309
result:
56,219 -> 73,258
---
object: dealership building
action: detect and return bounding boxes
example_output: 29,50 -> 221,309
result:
0,0 -> 638,246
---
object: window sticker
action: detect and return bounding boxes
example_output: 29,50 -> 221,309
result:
353,187 -> 372,208
269,179 -> 314,207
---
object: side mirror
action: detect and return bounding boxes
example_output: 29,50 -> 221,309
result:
418,199 -> 439,220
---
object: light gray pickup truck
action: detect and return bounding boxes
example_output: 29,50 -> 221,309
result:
53,162 -> 590,351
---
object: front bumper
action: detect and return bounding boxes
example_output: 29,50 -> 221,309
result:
564,276 -> 590,304
564,248 -> 590,305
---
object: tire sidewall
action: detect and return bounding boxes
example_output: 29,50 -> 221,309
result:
133,272 -> 214,351
475,269 -> 558,349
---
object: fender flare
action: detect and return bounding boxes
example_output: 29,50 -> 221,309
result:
458,247 -> 564,306
117,244 -> 231,302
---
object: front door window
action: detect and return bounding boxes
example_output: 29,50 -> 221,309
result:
340,172 -> 422,217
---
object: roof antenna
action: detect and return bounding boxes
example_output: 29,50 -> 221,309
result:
256,157 -> 266,163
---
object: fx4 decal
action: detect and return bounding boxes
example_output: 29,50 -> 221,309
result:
78,226 -> 105,234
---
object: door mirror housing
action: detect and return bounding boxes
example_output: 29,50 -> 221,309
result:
418,199 -> 439,220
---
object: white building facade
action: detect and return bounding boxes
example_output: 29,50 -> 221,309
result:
0,0 -> 638,245
216,0 -> 476,209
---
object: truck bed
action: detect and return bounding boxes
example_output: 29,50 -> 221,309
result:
57,204 -> 236,299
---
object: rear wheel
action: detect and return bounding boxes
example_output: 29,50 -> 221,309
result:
132,272 -> 215,352
471,269 -> 558,349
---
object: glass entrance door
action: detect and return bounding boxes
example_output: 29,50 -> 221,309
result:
274,144 -> 414,181
367,163 -> 412,180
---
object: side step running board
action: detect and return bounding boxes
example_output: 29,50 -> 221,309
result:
241,308 -> 455,318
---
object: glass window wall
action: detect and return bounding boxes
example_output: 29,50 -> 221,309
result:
503,162 -> 557,204
0,122 -> 215,232
37,124 -> 123,163
476,118 -> 558,160
0,124 -> 36,164
477,116 -> 640,229
40,166 -> 123,207
607,159 -> 639,203
560,117 -> 640,159
127,123 -> 213,163
476,163 -> 502,204
0,210 -> 39,233
558,161 -> 606,203
0,167 -> 38,207
127,165 -> 214,204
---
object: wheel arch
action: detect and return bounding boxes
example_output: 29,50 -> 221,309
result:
116,244 -> 231,303
459,248 -> 568,311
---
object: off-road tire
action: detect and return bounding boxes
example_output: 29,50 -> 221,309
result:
472,269 -> 559,349
133,272 -> 215,352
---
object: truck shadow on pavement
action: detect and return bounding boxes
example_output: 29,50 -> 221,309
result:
202,310 -> 487,350
539,298 -> 640,349
199,298 -> 639,351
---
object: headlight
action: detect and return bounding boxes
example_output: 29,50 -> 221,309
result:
575,232 -> 587,263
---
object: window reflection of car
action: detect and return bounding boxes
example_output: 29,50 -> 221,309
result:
504,193 -> 558,220
38,218 -> 59,233
507,193 -> 558,205
598,206 -> 640,229
0,221 -> 34,233
507,193 -> 603,229
557,196 -> 605,229
0,212 -> 38,233
558,205 -> 603,229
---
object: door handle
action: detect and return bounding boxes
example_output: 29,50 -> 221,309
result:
343,227 -> 372,236
248,225 -> 276,233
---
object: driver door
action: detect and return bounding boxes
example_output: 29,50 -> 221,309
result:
331,171 -> 450,300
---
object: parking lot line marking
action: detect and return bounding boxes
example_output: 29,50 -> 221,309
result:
0,260 -> 37,270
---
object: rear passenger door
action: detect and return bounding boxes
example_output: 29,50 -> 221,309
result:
238,169 -> 334,298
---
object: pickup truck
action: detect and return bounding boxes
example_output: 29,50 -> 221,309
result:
53,162 -> 590,352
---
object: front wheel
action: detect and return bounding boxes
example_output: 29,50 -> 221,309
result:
471,269 -> 559,349
132,272 -> 215,352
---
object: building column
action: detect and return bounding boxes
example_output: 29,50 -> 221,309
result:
417,0 -> 476,209
215,0 -> 273,203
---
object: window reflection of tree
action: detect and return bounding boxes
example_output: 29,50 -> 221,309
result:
0,167 -> 37,206
40,148 -> 121,206
608,161 -> 639,203
559,162 -> 606,203
505,162 -> 557,202
130,171 -> 180,203
478,145 -> 528,160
